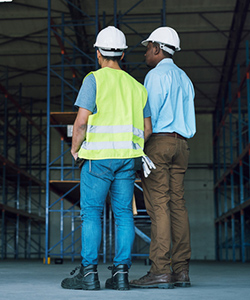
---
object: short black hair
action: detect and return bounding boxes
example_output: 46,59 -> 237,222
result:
101,55 -> 123,62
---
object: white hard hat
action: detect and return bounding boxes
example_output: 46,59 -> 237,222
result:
94,26 -> 128,56
141,27 -> 181,55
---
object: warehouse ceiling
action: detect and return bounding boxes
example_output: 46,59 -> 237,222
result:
0,0 -> 250,114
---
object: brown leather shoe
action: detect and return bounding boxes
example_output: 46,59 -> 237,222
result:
130,272 -> 174,289
172,269 -> 191,287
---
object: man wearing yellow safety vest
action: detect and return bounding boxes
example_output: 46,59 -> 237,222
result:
61,26 -> 152,291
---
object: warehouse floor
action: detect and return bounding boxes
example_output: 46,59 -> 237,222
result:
1,259 -> 250,300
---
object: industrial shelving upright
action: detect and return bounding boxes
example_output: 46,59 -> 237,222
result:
0,78 -> 46,259
213,41 -> 250,262
46,0 -> 101,264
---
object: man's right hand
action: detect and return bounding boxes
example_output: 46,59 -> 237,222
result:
75,157 -> 85,169
71,150 -> 78,161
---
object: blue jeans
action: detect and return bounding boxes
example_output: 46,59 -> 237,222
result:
80,158 -> 136,268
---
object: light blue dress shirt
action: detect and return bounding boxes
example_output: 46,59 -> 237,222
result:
144,58 -> 196,138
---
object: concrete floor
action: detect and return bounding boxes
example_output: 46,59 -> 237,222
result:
0,259 -> 250,300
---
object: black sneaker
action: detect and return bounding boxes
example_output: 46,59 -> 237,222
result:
105,264 -> 129,290
61,264 -> 100,290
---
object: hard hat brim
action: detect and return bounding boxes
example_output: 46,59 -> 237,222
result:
93,43 -> 128,50
141,39 -> 149,47
98,48 -> 124,57
141,39 -> 181,51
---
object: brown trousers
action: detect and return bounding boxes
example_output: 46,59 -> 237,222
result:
142,134 -> 191,274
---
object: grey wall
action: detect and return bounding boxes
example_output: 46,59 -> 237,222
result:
185,113 -> 215,260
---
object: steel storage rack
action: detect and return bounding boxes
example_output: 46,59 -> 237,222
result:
0,79 -> 46,259
46,0 -> 105,264
213,41 -> 250,262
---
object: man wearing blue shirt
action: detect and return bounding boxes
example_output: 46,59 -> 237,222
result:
130,27 -> 196,289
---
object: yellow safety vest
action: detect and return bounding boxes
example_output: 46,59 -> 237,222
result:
78,67 -> 147,160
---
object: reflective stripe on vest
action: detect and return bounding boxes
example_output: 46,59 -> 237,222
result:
87,124 -> 144,139
81,140 -> 142,151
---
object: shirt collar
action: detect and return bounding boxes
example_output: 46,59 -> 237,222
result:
156,58 -> 174,67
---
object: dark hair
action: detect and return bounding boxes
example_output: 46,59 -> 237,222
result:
101,55 -> 123,62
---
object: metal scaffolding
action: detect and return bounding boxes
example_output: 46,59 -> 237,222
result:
46,0 -> 101,264
213,41 -> 250,262
0,73 -> 46,259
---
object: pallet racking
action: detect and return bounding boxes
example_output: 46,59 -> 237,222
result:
213,41 -> 250,262
0,78 -> 46,259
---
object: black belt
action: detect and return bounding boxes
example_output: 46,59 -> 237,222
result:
152,132 -> 187,140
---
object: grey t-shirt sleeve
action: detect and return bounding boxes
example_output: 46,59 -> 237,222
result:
74,73 -> 96,113
143,97 -> 151,118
